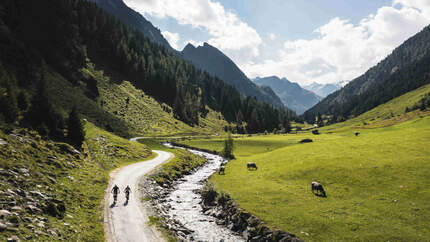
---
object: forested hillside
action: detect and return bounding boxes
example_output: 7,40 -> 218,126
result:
304,24 -> 430,123
0,0 -> 294,137
87,0 -> 174,52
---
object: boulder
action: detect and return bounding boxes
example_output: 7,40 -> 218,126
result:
26,205 -> 43,214
0,138 -> 7,145
0,221 -> 6,231
11,206 -> 23,212
0,209 -> 12,218
7,235 -> 20,242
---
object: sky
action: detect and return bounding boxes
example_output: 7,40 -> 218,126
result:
123,0 -> 430,85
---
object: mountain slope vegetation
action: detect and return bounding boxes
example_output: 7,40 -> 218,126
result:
304,24 -> 430,123
0,0 -> 294,136
87,0 -> 174,52
254,76 -> 321,114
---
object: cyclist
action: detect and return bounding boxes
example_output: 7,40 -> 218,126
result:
124,185 -> 131,203
111,184 -> 120,203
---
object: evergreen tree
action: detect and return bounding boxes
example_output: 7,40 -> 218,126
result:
24,79 -> 65,139
66,107 -> 85,150
221,133 -> 234,159
0,71 -> 18,123
17,90 -> 29,112
284,118 -> 292,133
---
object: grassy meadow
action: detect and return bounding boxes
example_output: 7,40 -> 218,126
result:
176,86 -> 430,241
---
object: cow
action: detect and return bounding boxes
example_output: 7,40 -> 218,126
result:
355,132 -> 360,136
247,162 -> 258,170
300,139 -> 313,144
312,130 -> 320,135
311,181 -> 326,197
218,166 -> 225,175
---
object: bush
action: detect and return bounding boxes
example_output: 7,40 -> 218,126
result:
201,183 -> 217,206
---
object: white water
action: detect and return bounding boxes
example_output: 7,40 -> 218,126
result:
162,144 -> 244,242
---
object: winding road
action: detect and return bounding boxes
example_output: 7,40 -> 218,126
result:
104,149 -> 173,242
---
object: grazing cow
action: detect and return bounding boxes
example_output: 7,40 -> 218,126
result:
312,130 -> 320,135
311,181 -> 326,197
247,162 -> 258,170
355,132 -> 360,136
300,139 -> 313,144
218,166 -> 225,175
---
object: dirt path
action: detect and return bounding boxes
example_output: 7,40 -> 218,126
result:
104,150 -> 173,242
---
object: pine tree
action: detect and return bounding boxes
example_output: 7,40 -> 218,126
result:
0,67 -> 19,123
66,107 -> 85,150
221,133 -> 234,159
24,78 -> 65,139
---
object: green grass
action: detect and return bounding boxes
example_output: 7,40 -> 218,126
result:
175,86 -> 430,241
138,139 -> 206,186
0,122 -> 153,241
322,82 -> 430,132
42,61 -> 231,139
178,134 -> 311,157
84,62 -> 230,137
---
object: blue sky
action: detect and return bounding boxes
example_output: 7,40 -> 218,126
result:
217,0 -> 391,39
124,0 -> 430,85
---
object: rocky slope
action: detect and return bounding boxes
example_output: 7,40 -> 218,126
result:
0,122 -> 152,241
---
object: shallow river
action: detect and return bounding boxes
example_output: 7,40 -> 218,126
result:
162,143 -> 244,242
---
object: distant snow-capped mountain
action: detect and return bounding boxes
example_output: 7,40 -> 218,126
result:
302,81 -> 348,98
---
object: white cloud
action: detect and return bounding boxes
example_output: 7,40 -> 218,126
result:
242,1 -> 430,84
125,0 -> 430,86
268,33 -> 276,40
124,0 -> 262,58
161,31 -> 180,50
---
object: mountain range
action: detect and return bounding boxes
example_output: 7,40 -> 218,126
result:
253,76 -> 321,114
88,0 -> 284,109
181,43 -> 284,108
302,82 -> 345,98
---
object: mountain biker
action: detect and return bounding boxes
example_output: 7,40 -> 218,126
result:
112,184 -> 120,202
124,185 -> 131,202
